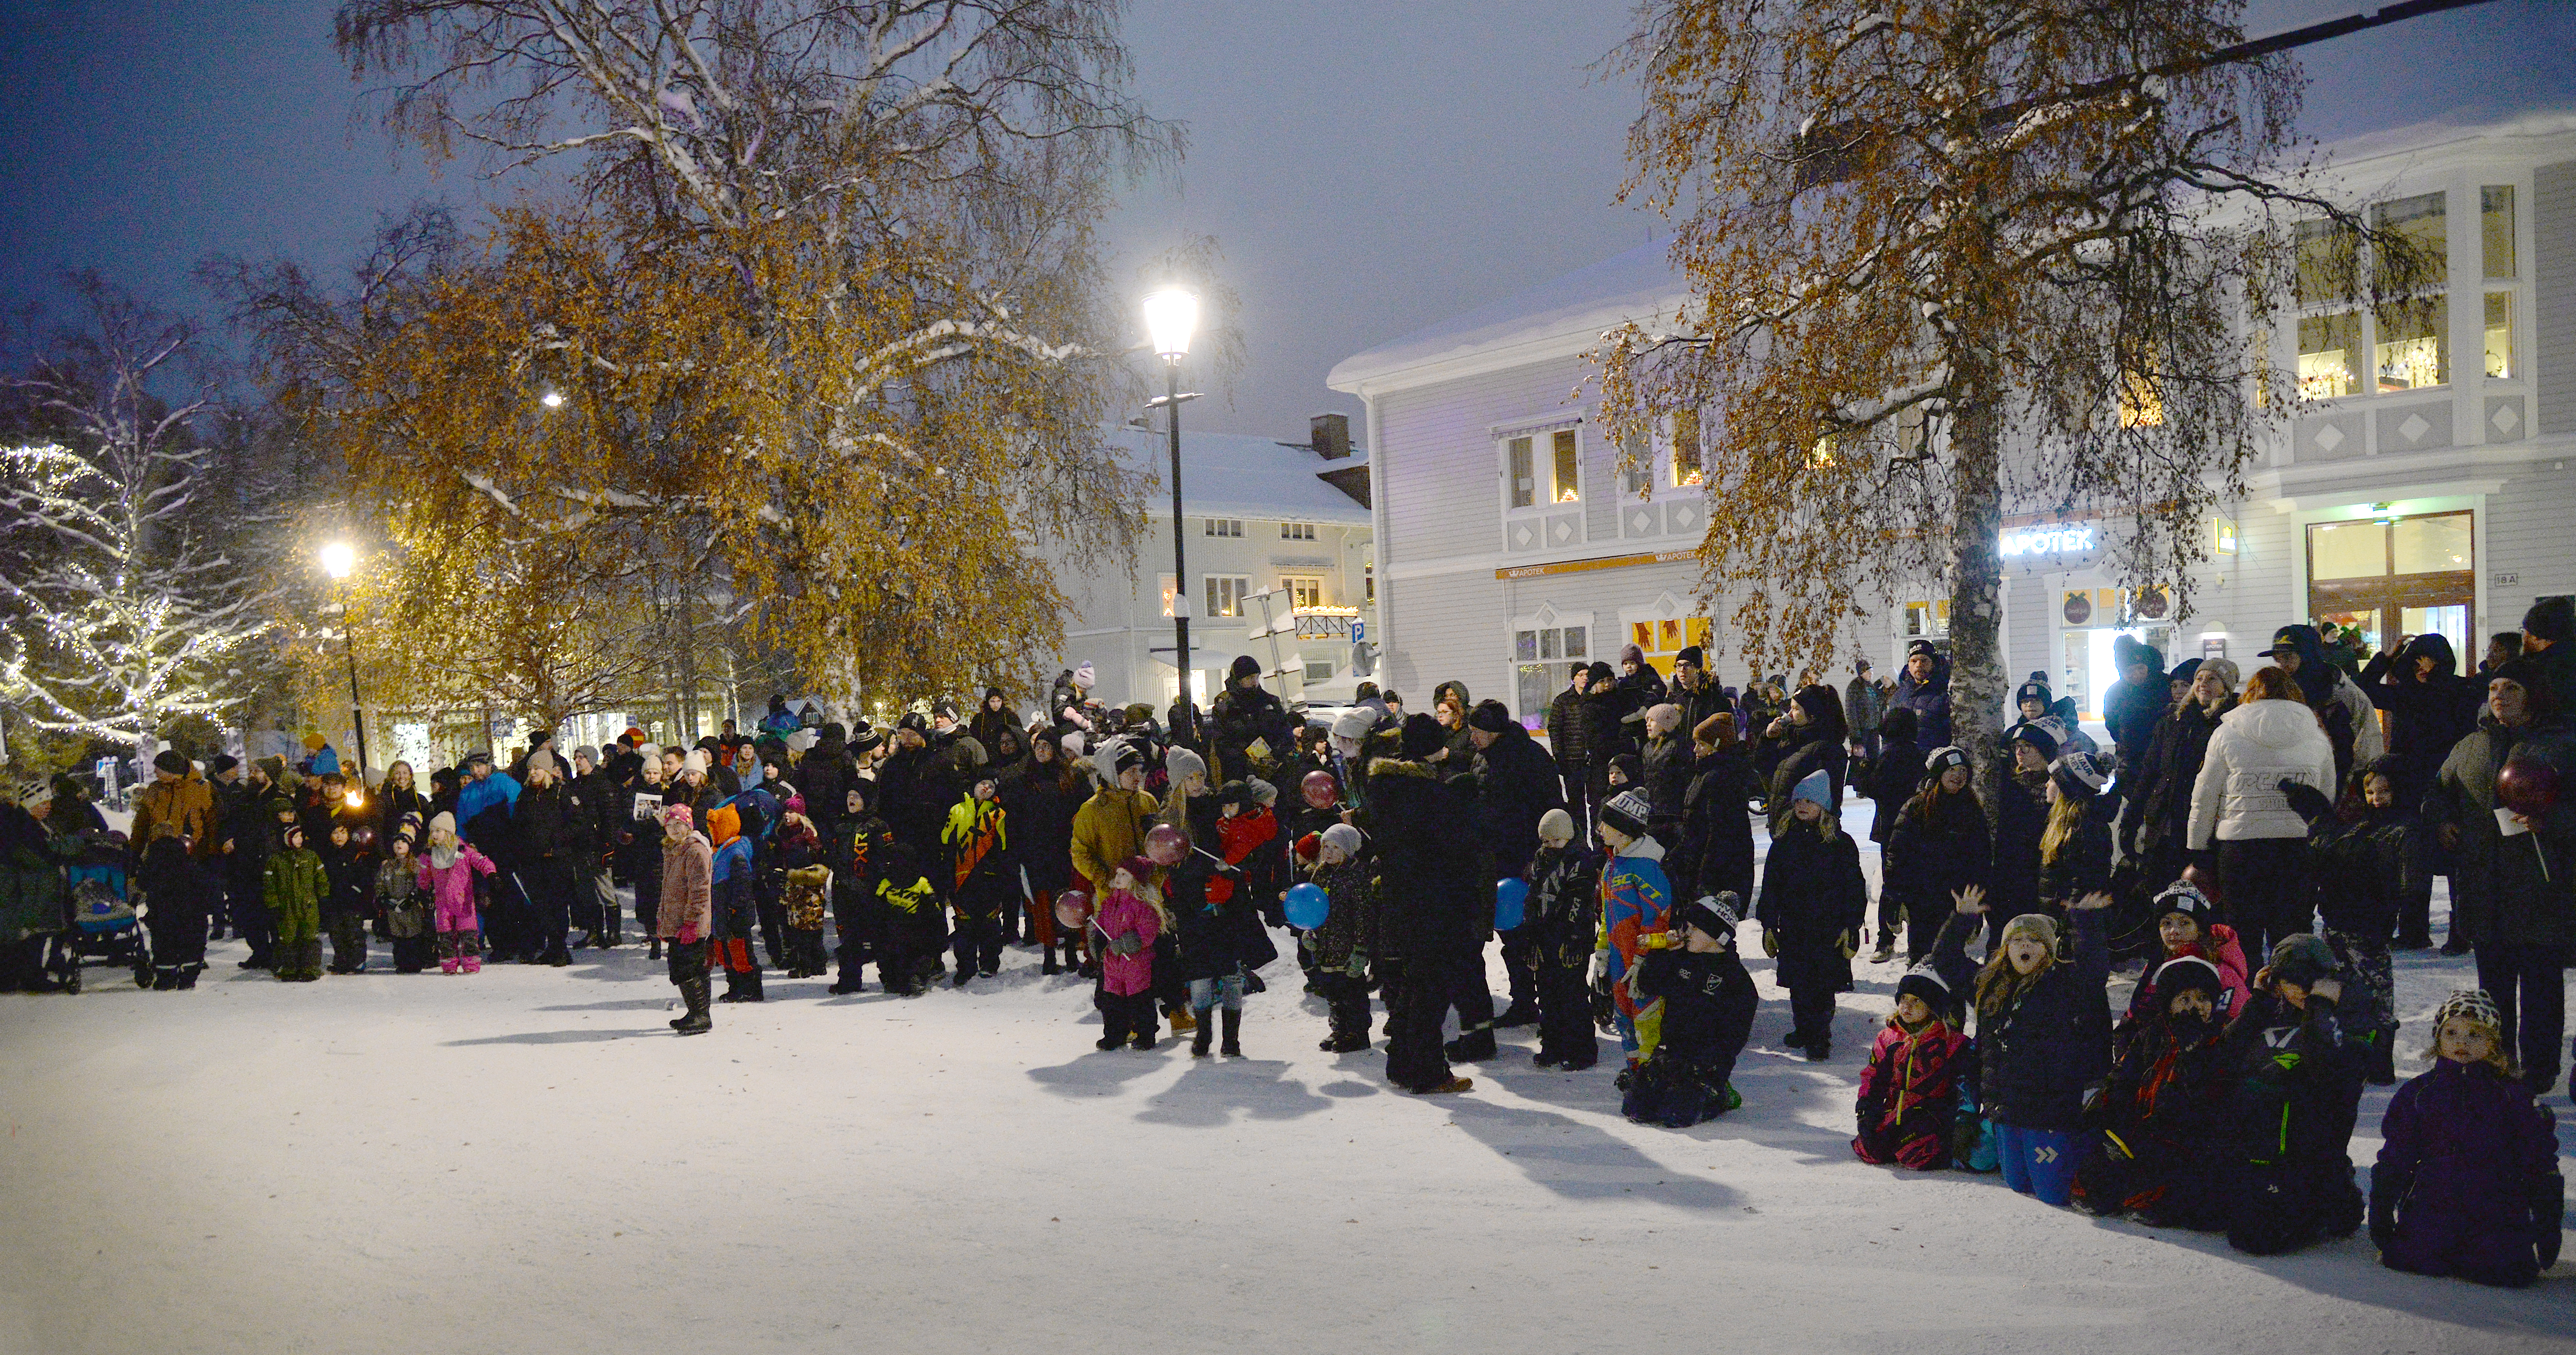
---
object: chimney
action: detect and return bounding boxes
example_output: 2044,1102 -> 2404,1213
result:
1310,412 -> 1352,460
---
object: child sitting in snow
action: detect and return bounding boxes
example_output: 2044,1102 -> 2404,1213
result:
416,812 -> 494,975
2214,935 -> 2366,1256
2371,989 -> 2564,1287
1855,936 -> 1976,1170
2073,954 -> 2233,1224
1092,858 -> 1164,1051
1620,893 -> 1757,1128
1523,809 -> 1599,1071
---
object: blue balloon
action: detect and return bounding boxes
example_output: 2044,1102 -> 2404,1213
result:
1494,876 -> 1530,931
1284,882 -> 1330,930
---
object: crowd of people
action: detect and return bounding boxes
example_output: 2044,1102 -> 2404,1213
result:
2,601 -> 2570,1287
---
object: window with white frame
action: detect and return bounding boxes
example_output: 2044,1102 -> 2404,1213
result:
1504,427 -> 1582,510
2293,192 -> 2451,400
1303,657 -> 1337,684
1281,575 -> 1323,609
1204,574 -> 1251,618
1510,619 -> 1591,726
2484,185 -> 2517,379
1279,521 -> 1316,540
1204,517 -> 1244,537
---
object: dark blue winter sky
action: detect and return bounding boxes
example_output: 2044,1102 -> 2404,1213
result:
3,0 -> 2572,437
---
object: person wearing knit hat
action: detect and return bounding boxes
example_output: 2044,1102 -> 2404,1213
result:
1518,806 -> 1598,1069
1853,959 -> 1973,1170
418,810 -> 495,975
1620,888 -> 1757,1129
654,796 -> 716,1033
2371,989 -> 2564,1286
2125,879 -> 2250,1026
2213,931 -> 2368,1257
1758,684 -> 1848,838
1931,873 -> 2113,1206
1757,756 -> 1868,1061
1590,787 -> 1670,1082
2071,951 -> 2236,1223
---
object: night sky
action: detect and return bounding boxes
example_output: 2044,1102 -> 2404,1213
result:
4,0 -> 2573,437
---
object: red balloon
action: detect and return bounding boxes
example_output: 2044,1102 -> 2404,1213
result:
1053,889 -> 1092,930
2497,758 -> 2560,817
1299,770 -> 1338,809
1143,823 -> 1189,864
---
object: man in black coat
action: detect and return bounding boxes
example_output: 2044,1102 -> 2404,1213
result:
219,758 -> 290,969
791,723 -> 856,844
1544,663 -> 1596,837
1471,700 -> 1565,1026
1362,714 -> 1487,1095
566,746 -> 620,946
1212,654 -> 1297,784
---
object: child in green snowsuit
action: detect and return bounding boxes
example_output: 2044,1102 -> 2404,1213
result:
264,824 -> 328,982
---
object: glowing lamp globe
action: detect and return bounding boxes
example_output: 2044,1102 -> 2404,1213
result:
318,542 -> 357,580
1142,286 -> 1198,361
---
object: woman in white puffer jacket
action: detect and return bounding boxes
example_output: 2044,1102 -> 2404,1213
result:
2188,665 -> 2339,962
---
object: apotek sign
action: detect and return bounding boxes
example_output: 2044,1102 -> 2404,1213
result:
1999,523 -> 2095,558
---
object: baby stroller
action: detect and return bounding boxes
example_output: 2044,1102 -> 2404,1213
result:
62,831 -> 147,993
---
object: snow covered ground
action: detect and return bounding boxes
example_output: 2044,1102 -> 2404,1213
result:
3,801 -> 2571,1355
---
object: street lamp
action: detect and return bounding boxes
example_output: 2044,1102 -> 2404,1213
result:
318,543 -> 371,782
1143,285 -> 1201,742
540,390 -> 566,409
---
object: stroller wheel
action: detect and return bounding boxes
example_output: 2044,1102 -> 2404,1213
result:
134,961 -> 153,989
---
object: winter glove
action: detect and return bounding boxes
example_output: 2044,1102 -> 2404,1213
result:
1762,929 -> 1780,958
2368,1168 -> 2402,1252
1107,932 -> 1143,956
2277,778 -> 2335,825
1214,860 -> 1246,881
1836,929 -> 1858,960
1587,948 -> 1611,990
1950,1111 -> 1984,1169
676,923 -> 699,945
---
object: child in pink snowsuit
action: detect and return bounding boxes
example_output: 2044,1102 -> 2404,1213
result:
1092,858 -> 1164,1051
416,811 -> 496,974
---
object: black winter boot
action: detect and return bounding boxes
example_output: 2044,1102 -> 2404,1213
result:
673,973 -> 713,1035
649,937 -> 664,960
741,965 -> 765,1002
1220,1008 -> 1242,1057
1191,1009 -> 1214,1057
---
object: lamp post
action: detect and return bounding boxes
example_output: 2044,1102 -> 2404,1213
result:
318,542 -> 371,782
1142,285 -> 1201,743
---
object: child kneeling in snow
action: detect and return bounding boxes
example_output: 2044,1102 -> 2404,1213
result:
2214,935 -> 2366,1256
2371,989 -> 2563,1287
1932,888 -> 2113,1206
2073,954 -> 2233,1224
1620,894 -> 1757,1128
415,812 -> 493,975
1093,858 -> 1164,1051
1855,924 -> 1976,1170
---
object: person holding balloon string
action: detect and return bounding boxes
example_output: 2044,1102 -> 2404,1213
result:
1291,824 -> 1379,1053
1089,858 -> 1165,1051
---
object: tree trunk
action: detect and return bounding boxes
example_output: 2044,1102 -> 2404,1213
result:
1946,356 -> 2010,828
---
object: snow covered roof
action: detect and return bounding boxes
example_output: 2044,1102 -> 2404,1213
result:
1327,239 -> 1687,393
1114,425 -> 1372,525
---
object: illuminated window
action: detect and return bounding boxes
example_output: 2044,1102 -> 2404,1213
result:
2298,311 -> 2362,399
1204,575 -> 1250,618
1158,574 -> 1176,618
2486,292 -> 2515,379
1278,521 -> 1316,540
1671,408 -> 1703,486
1282,575 -> 1322,609
1550,429 -> 1581,504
